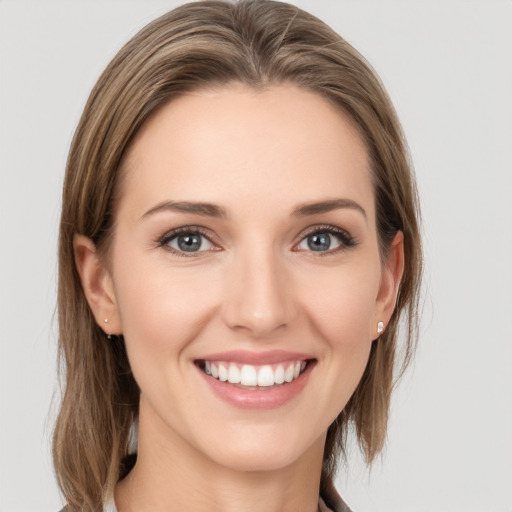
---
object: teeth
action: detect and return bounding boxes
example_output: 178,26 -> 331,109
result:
257,365 -> 274,387
240,365 -> 257,386
218,364 -> 228,382
204,360 -> 308,387
284,364 -> 294,383
227,364 -> 241,384
274,364 -> 285,384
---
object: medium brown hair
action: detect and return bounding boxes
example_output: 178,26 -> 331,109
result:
53,1 -> 422,510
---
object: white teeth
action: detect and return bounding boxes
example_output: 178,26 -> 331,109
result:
274,364 -> 285,384
284,364 -> 294,383
240,365 -> 258,386
257,365 -> 274,387
218,364 -> 228,382
204,360 -> 308,386
227,364 -> 241,384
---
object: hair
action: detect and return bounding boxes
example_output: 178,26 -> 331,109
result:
53,1 -> 422,510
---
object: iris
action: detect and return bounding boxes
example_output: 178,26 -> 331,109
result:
307,233 -> 332,251
177,234 -> 202,252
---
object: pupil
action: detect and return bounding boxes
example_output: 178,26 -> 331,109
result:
308,233 -> 331,251
178,234 -> 201,252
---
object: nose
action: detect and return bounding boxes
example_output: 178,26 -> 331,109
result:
222,245 -> 294,337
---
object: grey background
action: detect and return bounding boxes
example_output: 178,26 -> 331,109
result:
1,1 -> 511,511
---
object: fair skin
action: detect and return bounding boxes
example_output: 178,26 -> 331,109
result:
75,84 -> 404,512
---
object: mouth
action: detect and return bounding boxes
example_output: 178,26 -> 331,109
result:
195,358 -> 315,390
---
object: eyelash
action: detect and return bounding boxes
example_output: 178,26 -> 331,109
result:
157,224 -> 357,257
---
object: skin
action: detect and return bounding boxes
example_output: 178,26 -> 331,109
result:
75,84 -> 404,512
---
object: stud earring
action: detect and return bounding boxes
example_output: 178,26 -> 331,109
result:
104,319 -> 111,339
377,321 -> 384,334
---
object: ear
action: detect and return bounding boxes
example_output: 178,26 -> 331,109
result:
374,231 -> 405,339
73,234 -> 122,336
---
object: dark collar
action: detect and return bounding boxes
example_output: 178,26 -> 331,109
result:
321,480 -> 354,512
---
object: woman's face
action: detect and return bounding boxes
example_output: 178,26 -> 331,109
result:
87,84 -> 401,472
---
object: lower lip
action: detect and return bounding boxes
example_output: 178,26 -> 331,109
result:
196,362 -> 315,410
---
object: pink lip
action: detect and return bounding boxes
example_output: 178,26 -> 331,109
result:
195,356 -> 316,410
196,350 -> 313,365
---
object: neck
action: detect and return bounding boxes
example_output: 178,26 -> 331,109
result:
115,401 -> 325,512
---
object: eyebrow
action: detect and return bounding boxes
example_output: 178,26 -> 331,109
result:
140,200 -> 228,220
292,198 -> 367,219
140,198 -> 366,221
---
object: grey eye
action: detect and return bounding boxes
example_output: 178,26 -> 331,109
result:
168,233 -> 213,252
298,232 -> 342,252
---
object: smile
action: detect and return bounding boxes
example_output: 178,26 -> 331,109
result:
199,360 -> 309,388
194,350 -> 316,409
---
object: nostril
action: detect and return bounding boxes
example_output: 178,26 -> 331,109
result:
221,268 -> 292,336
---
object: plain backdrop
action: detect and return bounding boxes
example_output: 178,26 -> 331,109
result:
1,1 -> 511,511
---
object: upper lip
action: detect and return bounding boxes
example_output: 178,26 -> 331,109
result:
195,350 -> 314,365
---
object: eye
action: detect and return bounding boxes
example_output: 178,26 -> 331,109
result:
296,227 -> 355,253
160,228 -> 216,255
298,232 -> 340,252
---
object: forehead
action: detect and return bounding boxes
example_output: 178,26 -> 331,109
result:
119,83 -> 374,220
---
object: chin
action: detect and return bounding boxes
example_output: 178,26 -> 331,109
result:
208,445 -> 305,473
194,424 -> 324,474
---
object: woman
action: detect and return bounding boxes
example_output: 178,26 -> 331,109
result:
53,1 -> 422,511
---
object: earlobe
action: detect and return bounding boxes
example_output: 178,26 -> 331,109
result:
374,231 -> 405,338
73,234 -> 121,336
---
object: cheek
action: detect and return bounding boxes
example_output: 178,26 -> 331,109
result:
296,258 -> 381,348
296,257 -> 381,408
111,254 -> 221,375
